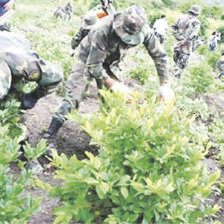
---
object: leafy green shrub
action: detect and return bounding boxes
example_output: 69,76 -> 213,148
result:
162,0 -> 176,9
185,62 -> 215,94
128,65 -> 149,84
217,26 -> 224,43
198,15 -> 209,36
208,115 -> 224,165
197,45 -> 208,56
51,91 -> 220,223
177,0 -> 204,14
202,6 -> 223,19
207,51 -> 221,69
0,100 -> 24,139
23,139 -> 48,163
0,127 -> 42,223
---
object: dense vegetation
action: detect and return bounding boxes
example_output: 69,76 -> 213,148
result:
1,0 -> 224,223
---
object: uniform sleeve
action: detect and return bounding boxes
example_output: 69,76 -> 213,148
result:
171,18 -> 179,35
0,61 -> 12,100
71,28 -> 89,49
86,29 -> 109,80
216,60 -> 220,70
187,20 -> 200,41
143,26 -> 168,84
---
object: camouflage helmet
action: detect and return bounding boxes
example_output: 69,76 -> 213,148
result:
81,11 -> 98,30
189,5 -> 201,16
113,5 -> 147,45
38,61 -> 63,87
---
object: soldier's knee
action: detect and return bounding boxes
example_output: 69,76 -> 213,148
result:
56,99 -> 77,118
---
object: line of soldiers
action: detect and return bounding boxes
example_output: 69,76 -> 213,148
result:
0,2 -> 224,153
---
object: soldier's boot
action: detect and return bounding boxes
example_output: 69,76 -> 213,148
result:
43,116 -> 64,157
22,86 -> 46,109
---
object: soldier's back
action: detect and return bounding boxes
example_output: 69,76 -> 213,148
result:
0,31 -> 30,51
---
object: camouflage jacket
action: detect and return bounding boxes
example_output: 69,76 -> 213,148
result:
172,14 -> 200,42
71,27 -> 90,49
71,3 -> 115,50
78,15 -> 168,84
0,31 -> 63,99
216,58 -> 224,71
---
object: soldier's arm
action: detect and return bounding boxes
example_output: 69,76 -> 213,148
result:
0,61 -> 12,100
216,60 -> 221,71
71,28 -> 89,50
143,26 -> 168,84
86,28 -> 109,81
187,20 -> 200,41
171,18 -> 179,34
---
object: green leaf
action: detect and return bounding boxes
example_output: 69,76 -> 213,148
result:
121,187 -> 129,199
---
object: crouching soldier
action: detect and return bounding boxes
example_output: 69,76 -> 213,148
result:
172,5 -> 201,78
45,5 -> 174,142
0,31 -> 63,109
216,51 -> 224,79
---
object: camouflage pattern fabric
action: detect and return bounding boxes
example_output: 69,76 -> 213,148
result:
55,11 -> 168,122
216,58 -> 224,79
172,13 -> 200,71
71,27 -> 90,50
71,9 -> 99,50
71,2 -> 116,50
153,17 -> 168,44
0,31 -> 63,100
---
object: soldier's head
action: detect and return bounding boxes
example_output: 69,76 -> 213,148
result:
221,51 -> 224,56
38,60 -> 63,87
113,5 -> 147,45
82,11 -> 98,30
161,15 -> 166,19
188,5 -> 201,16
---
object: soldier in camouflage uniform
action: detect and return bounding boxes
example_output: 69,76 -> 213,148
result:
0,31 -> 63,109
71,0 -> 115,51
216,51 -> 224,79
45,5 -> 173,139
172,5 -> 201,78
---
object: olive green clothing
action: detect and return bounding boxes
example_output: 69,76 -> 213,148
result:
216,58 -> 224,79
55,14 -> 168,122
172,13 -> 200,74
79,14 -> 168,83
0,31 -> 63,100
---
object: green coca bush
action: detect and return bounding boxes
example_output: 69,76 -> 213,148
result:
51,91 -> 220,223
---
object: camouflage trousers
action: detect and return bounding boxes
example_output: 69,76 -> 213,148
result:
54,59 -> 101,122
155,32 -> 166,44
173,50 -> 190,78
217,71 -> 224,79
0,61 -> 61,100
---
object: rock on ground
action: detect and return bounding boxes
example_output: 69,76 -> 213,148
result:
22,83 -> 100,158
198,93 -> 224,115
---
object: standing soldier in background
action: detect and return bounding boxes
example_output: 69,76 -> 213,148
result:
0,31 -> 63,109
0,0 -> 15,31
216,51 -> 224,79
71,0 -> 115,52
44,5 -> 174,142
152,15 -> 168,44
172,5 -> 201,78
